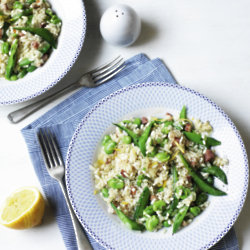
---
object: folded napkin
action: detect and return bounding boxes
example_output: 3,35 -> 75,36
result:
22,54 -> 239,250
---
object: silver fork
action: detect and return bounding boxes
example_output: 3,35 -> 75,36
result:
8,56 -> 125,124
37,128 -> 92,250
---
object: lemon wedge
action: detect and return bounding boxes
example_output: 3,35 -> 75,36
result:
0,187 -> 45,229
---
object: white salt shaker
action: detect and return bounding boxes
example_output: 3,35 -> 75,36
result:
100,4 -> 141,47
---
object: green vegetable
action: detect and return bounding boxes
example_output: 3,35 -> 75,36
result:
205,137 -> 221,148
5,39 -> 18,80
138,121 -> 155,156
107,178 -> 124,189
9,13 -> 23,22
164,120 -> 174,127
26,0 -> 35,4
27,65 -> 37,72
101,188 -> 109,198
196,192 -> 208,205
147,147 -> 157,157
160,138 -> 168,147
157,187 -> 164,193
45,9 -> 53,17
14,27 -> 57,48
10,75 -> 18,81
50,14 -> 61,24
122,135 -> 132,144
145,215 -> 159,232
26,15 -> 33,26
155,152 -> 170,162
22,8 -> 32,16
161,127 -> 170,135
190,206 -> 201,217
122,120 -> 131,124
206,175 -> 214,185
13,1 -> 24,9
136,175 -> 148,187
163,220 -> 171,227
172,206 -> 189,234
183,131 -> 203,144
113,123 -> 139,145
102,135 -> 111,146
18,58 -> 32,67
143,205 -> 155,216
201,166 -> 227,184
39,42 -> 51,54
179,153 -> 227,196
133,118 -> 141,127
176,186 -> 191,199
17,69 -> 27,79
180,105 -> 187,119
152,200 -> 166,212
104,140 -> 117,154
173,165 -> 178,185
111,203 -> 144,231
134,187 -> 150,220
1,42 -> 9,54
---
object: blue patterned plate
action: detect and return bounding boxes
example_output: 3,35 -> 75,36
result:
0,0 -> 86,105
65,82 -> 248,250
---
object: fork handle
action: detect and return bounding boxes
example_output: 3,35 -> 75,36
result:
59,181 -> 93,250
7,82 -> 80,124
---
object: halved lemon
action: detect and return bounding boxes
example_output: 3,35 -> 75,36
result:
0,187 -> 45,229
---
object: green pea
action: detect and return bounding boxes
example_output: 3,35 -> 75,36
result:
17,69 -> 27,79
101,188 -> 109,198
143,205 -> 155,216
104,141 -> 117,154
50,14 -> 61,24
39,42 -> 50,54
102,135 -> 111,146
122,135 -> 132,144
153,200 -> 166,211
175,186 -> 191,199
26,0 -> 35,4
155,152 -> 170,162
190,206 -> 201,217
160,138 -> 168,147
107,178 -> 124,189
19,58 -> 32,67
10,75 -> 18,81
196,192 -> 208,206
133,118 -> 141,127
13,1 -> 23,9
1,42 -> 9,54
145,215 -> 159,231
163,220 -> 171,227
161,127 -> 170,135
27,65 -> 37,72
147,147 -> 157,157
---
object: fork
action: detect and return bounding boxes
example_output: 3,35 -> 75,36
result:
37,128 -> 92,250
8,56 -> 125,124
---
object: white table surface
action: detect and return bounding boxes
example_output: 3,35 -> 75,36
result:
1,0 -> 250,249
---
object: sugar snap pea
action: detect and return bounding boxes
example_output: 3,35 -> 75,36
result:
143,205 -> 155,216
134,187 -> 150,220
14,27 -> 57,48
1,42 -> 9,54
172,205 -> 189,234
113,123 -> 139,145
138,121 -> 154,156
179,105 -> 187,119
179,153 -> 227,196
133,118 -> 141,127
5,39 -> 18,80
201,166 -> 227,184
205,137 -> 221,148
111,203 -> 144,231
196,192 -> 208,205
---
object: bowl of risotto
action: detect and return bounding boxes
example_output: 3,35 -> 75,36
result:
0,0 -> 86,105
65,82 -> 248,250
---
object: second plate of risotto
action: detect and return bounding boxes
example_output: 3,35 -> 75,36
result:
66,82 -> 248,250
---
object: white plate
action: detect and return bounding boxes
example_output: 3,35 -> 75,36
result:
65,82 -> 248,250
0,0 -> 86,105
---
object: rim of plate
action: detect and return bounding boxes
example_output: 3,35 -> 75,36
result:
65,82 -> 249,250
0,1 -> 87,105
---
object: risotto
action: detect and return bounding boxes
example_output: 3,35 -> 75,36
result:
0,0 -> 61,80
91,106 -> 228,233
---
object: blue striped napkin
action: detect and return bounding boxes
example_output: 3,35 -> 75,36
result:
21,53 -> 239,250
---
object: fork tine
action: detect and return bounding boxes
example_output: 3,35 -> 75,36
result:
92,57 -> 124,78
95,65 -> 126,85
90,56 -> 122,75
92,59 -> 125,82
47,129 -> 63,165
44,128 -> 59,166
37,130 -> 54,169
